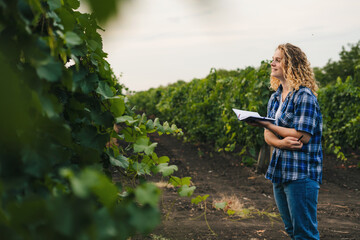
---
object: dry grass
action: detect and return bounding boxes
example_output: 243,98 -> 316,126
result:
213,194 -> 249,217
213,194 -> 279,220
152,181 -> 175,189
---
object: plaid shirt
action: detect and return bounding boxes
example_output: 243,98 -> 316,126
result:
265,85 -> 323,183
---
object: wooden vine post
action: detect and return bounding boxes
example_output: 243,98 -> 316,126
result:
256,144 -> 273,174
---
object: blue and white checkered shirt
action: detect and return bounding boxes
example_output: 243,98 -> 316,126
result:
265,85 -> 323,184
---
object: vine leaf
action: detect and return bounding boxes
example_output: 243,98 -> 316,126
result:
157,156 -> 169,164
0,0 -> 181,238
48,0 -> 62,11
58,8 -> 76,32
65,0 -> 80,9
146,119 -> 155,131
132,162 -> 151,175
214,202 -> 227,210
134,183 -> 160,207
96,81 -> 114,99
128,204 -> 161,234
73,69 -> 99,94
150,152 -> 169,164
109,154 -> 129,169
62,168 -> 118,208
169,176 -> 191,187
36,57 -> 62,82
74,126 -> 108,151
109,96 -> 125,117
153,163 -> 178,177
116,115 -> 138,125
87,39 -> 101,51
65,31 -> 83,47
178,185 -> 196,197
191,194 -> 209,205
85,0 -> 118,23
133,137 -> 157,155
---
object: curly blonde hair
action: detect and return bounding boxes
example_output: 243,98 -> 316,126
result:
270,43 -> 319,96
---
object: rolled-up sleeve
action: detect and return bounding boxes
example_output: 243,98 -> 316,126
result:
294,92 -> 318,135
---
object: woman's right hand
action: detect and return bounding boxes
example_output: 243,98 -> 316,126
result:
279,136 -> 303,150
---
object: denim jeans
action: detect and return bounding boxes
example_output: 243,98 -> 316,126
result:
273,178 -> 320,240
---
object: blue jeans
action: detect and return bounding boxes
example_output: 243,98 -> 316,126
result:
273,178 -> 320,240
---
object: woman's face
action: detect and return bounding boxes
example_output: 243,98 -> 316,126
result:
271,49 -> 285,81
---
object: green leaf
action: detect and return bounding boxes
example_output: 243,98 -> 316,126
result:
22,147 -> 48,178
191,194 -> 209,205
73,70 -> 99,94
87,39 -> 101,51
151,152 -> 158,162
116,115 -> 138,125
90,109 -> 113,128
134,183 -> 160,207
227,209 -> 236,215
109,154 -> 129,169
58,8 -> 76,31
181,177 -> 192,186
65,0 -> 80,9
132,162 -> 151,175
109,96 -> 125,118
45,197 -> 75,236
214,202 -> 227,210
146,119 -> 155,131
72,66 -> 87,82
178,185 -> 196,197
153,118 -> 164,133
128,204 -> 160,234
133,137 -> 157,155
96,81 -> 114,99
134,126 -> 143,133
65,31 -> 83,47
69,175 -> 89,198
163,121 -> 170,131
74,126 -> 108,151
191,196 -> 202,204
121,127 -> 136,142
36,92 -> 63,118
88,171 -> 119,208
85,0 -> 118,23
67,168 -> 119,208
48,0 -> 62,11
169,176 -> 192,187
36,57 -> 62,82
169,176 -> 181,187
153,163 -> 178,177
93,208 -> 117,238
157,156 -> 169,164
171,124 -> 178,132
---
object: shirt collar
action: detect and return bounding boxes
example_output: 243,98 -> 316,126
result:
275,84 -> 297,102
274,85 -> 283,102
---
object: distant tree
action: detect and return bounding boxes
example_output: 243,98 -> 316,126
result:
315,41 -> 360,87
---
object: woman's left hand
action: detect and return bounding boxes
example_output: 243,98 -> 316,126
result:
279,136 -> 304,150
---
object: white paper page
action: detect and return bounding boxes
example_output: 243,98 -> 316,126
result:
232,109 -> 260,121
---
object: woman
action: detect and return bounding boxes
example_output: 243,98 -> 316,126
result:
251,43 -> 322,240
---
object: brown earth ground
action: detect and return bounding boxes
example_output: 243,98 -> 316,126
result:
132,134 -> 360,240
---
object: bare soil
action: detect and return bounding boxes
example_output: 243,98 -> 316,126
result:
134,134 -> 360,240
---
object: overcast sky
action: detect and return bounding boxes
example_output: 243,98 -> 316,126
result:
101,0 -> 360,92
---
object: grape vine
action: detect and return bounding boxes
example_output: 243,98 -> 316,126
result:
130,48 -> 360,163
0,0 -> 193,239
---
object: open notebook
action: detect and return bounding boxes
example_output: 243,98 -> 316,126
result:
232,109 -> 275,123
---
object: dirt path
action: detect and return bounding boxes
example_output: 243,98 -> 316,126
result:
135,134 -> 360,240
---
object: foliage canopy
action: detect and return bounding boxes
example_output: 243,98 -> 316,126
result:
0,0 -> 189,239
130,43 -> 360,161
